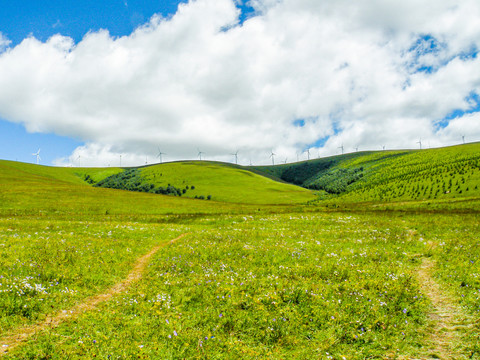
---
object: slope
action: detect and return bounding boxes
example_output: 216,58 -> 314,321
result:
0,160 -> 247,216
253,142 -> 480,203
95,161 -> 316,205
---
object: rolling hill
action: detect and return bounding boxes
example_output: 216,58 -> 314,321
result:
94,161 -> 316,204
253,142 -> 480,203
2,142 -> 480,214
0,160 -> 315,218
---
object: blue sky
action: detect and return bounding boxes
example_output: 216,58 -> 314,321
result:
0,0 -> 260,165
0,0 -> 188,164
0,0 -> 479,166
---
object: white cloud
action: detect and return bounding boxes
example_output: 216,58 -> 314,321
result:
0,33 -> 11,53
1,0 -> 480,166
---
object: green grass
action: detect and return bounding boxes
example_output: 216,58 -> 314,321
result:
101,161 -> 316,204
1,145 -> 480,358
4,212 -> 480,359
0,217 -> 185,333
254,142 -> 480,204
0,160 -> 260,217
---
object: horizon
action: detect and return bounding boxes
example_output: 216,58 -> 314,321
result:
1,140 -> 476,168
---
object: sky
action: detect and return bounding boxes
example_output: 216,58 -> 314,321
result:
0,0 -> 479,167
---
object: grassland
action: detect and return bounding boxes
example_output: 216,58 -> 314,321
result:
1,145 -> 480,359
96,161 -> 316,205
254,142 -> 480,204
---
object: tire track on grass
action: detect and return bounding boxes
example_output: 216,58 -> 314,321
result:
0,233 -> 189,356
414,257 -> 472,360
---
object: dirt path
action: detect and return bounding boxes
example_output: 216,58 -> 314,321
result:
0,233 -> 188,357
415,257 -> 470,360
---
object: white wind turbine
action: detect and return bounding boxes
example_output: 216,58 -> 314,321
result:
198,149 -> 205,161
270,150 -> 276,165
32,149 -> 41,164
231,150 -> 239,164
157,148 -> 166,163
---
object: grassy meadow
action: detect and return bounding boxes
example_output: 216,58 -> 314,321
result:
1,145 -> 480,359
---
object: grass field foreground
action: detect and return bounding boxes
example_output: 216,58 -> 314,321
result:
3,212 -> 479,359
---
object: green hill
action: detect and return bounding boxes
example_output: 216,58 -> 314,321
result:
94,161 -> 315,204
2,142 -> 479,213
0,160 -> 315,217
0,160 -> 239,216
253,142 -> 480,203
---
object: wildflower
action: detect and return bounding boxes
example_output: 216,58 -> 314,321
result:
174,330 -> 178,336
219,313 -> 223,318
403,308 -> 407,314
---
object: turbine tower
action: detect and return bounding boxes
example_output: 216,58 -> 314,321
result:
230,150 -> 239,164
355,146 -> 359,152
157,148 -> 166,163
417,139 -> 422,150
462,135 -> 465,144
198,149 -> 205,161
120,154 -> 122,167
270,150 -> 276,166
338,144 -> 344,155
32,149 -> 41,164
306,148 -> 310,160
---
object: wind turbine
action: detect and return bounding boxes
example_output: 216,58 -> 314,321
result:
296,152 -> 299,162
355,146 -> 359,152
120,154 -> 122,167
306,148 -> 311,160
270,150 -> 276,166
382,145 -> 386,151
198,149 -> 205,161
462,135 -> 465,144
77,155 -> 81,167
230,150 -> 239,164
284,157 -> 288,164
338,144 -> 344,155
417,139 -> 422,150
32,149 -> 41,164
157,148 -> 166,163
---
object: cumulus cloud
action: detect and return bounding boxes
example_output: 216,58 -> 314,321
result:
0,0 -> 479,166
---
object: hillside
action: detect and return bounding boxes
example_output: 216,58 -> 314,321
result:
0,160 -> 243,216
2,142 -> 480,211
94,161 -> 316,204
253,142 -> 480,203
